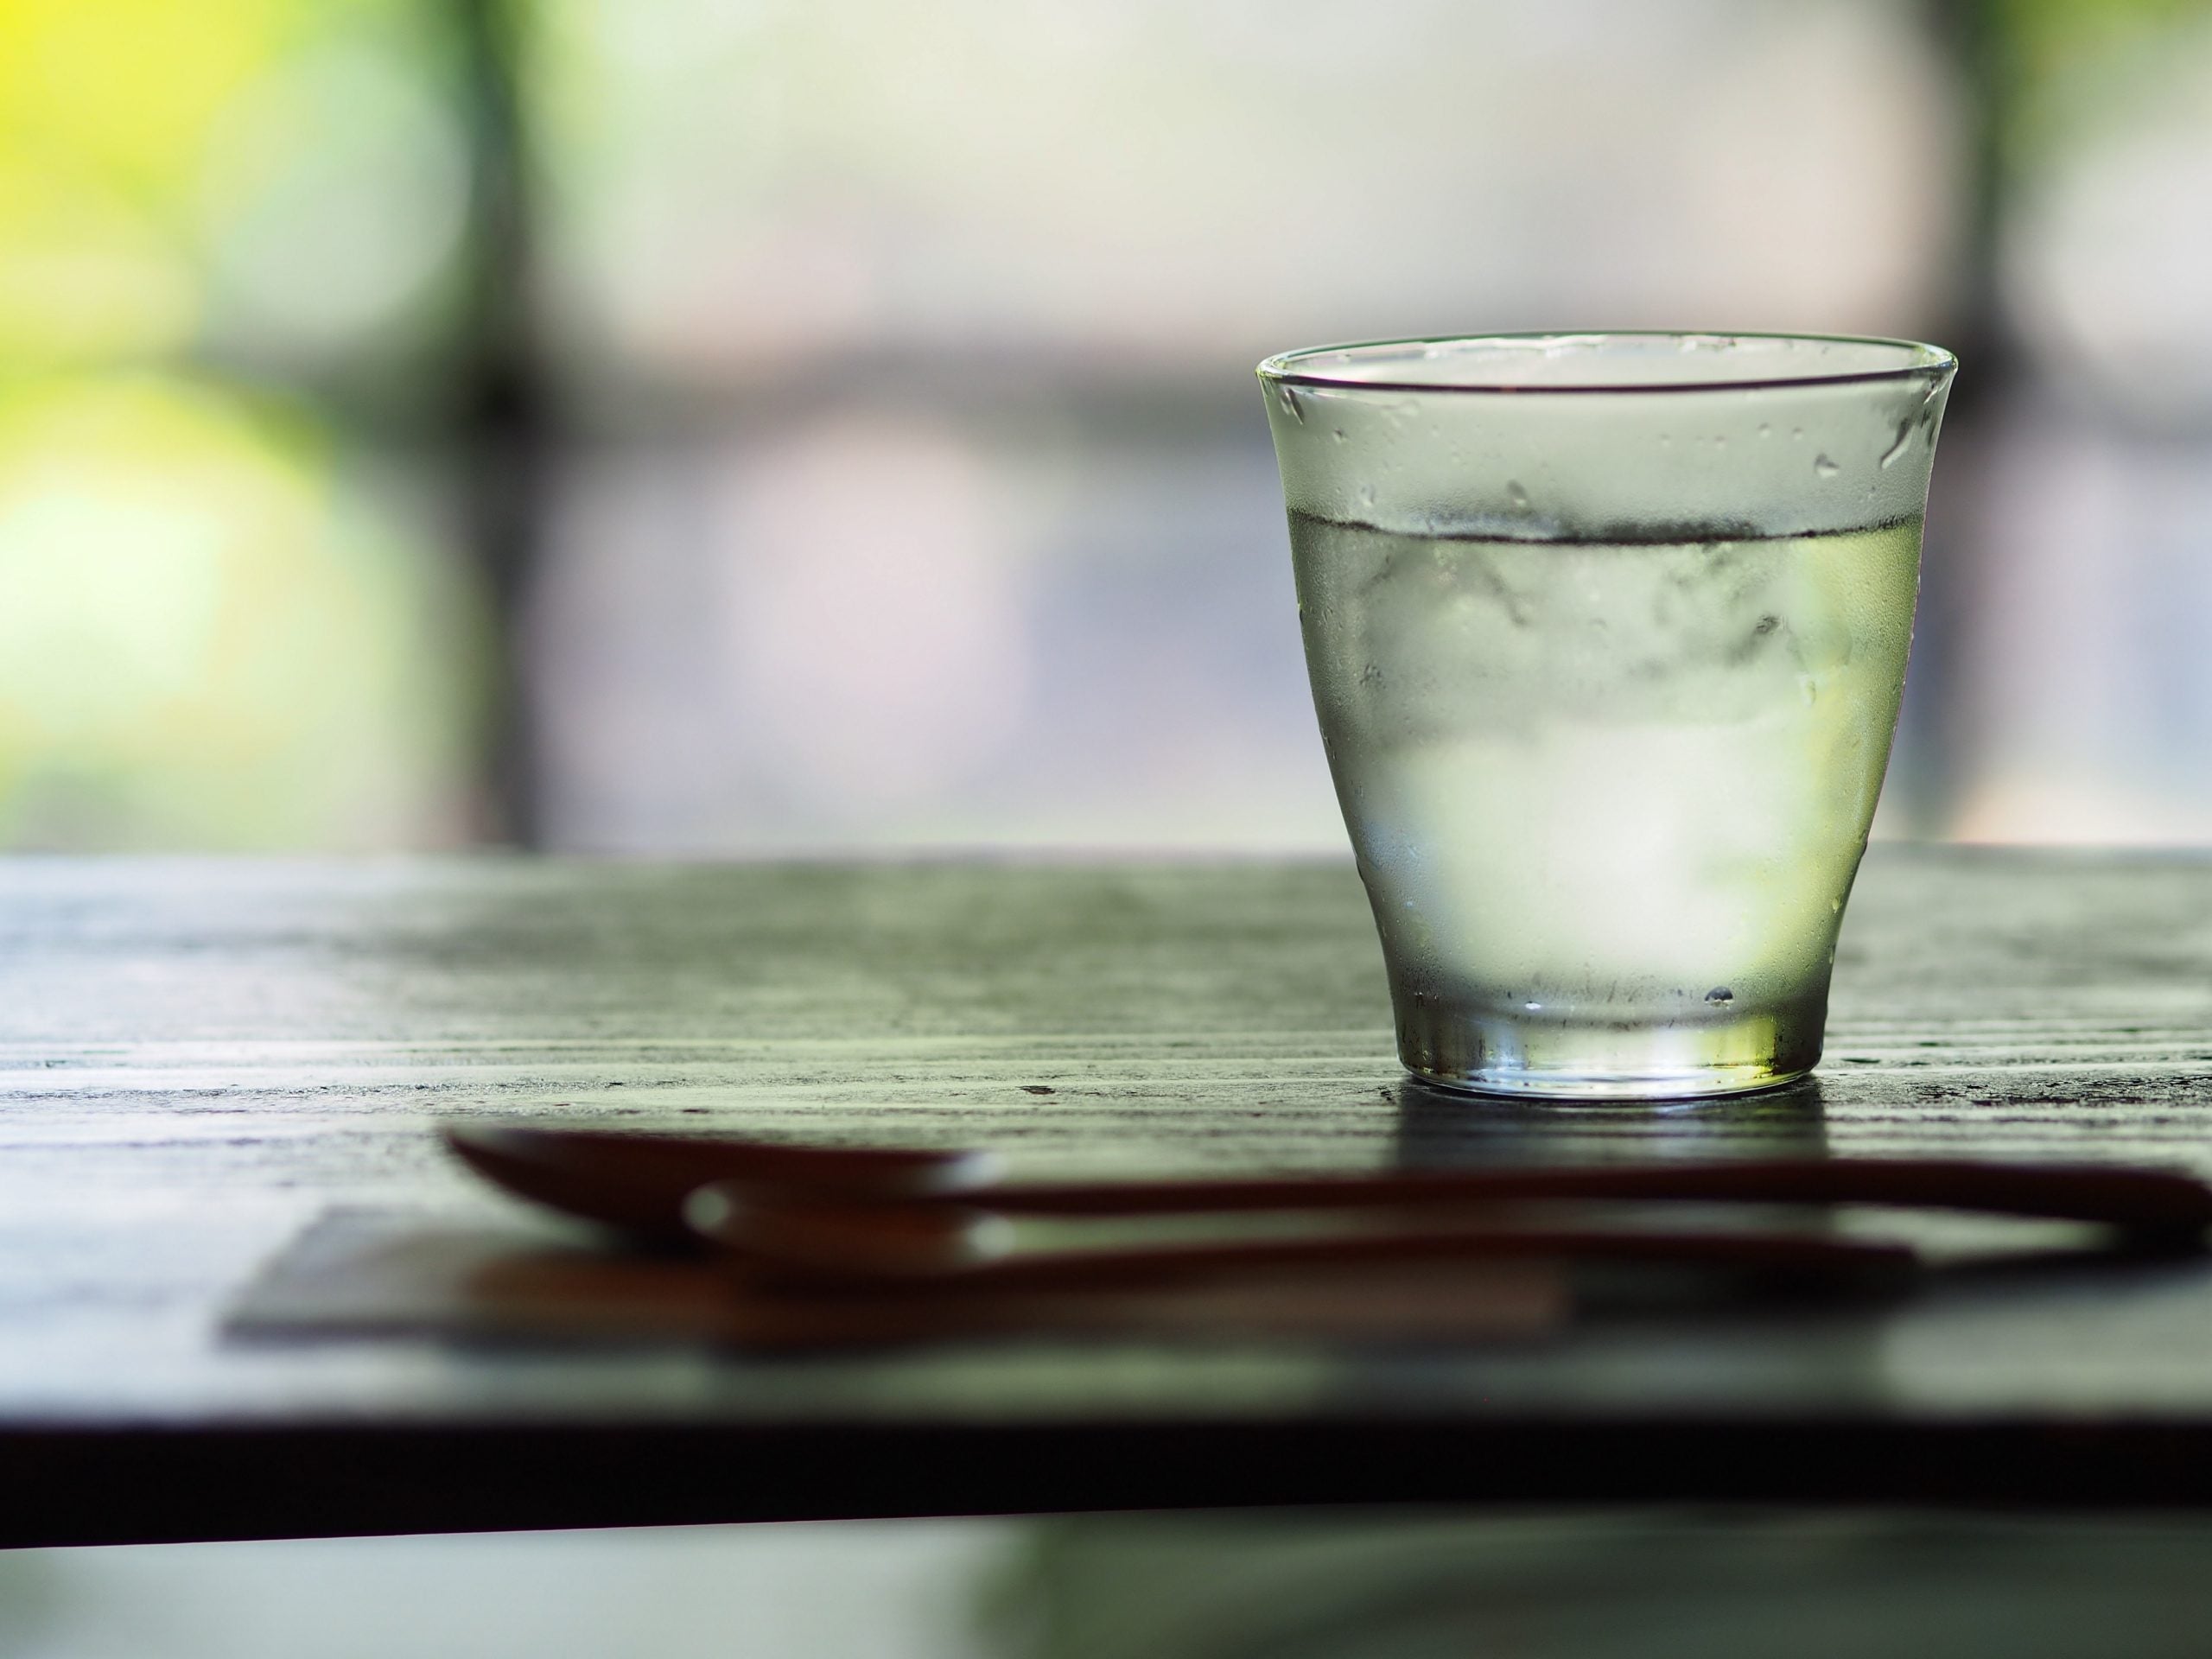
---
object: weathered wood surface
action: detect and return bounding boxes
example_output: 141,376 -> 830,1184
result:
3,848 -> 2212,1544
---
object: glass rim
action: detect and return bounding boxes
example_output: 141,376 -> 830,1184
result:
1256,330 -> 1957,397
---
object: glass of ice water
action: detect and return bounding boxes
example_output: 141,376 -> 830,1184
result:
1260,333 -> 1955,1100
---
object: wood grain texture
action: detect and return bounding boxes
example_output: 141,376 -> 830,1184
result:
3,847 -> 2212,1542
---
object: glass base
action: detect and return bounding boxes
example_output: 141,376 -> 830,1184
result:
1394,995 -> 1825,1102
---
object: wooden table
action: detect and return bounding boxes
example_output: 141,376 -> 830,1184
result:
4,849 -> 2211,1547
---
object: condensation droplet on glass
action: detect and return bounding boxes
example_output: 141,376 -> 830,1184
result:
1814,454 -> 1840,479
1332,427 -> 1345,444
1705,987 -> 1734,1005
1791,427 -> 1805,442
1278,385 -> 1305,423
1758,423 -> 1771,439
1506,480 -> 1530,512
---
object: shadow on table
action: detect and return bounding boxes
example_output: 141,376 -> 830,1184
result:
981,1509 -> 2212,1659
1391,1074 -> 1834,1169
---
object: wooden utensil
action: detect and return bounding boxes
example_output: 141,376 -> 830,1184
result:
442,1123 -> 996,1244
679,1185 -> 1923,1292
443,1123 -> 2212,1245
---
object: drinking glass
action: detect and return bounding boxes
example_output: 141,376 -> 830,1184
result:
1259,333 -> 1955,1099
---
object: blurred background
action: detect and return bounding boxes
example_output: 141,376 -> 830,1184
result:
3,0 -> 2209,855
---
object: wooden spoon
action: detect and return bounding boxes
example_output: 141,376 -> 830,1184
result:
445,1123 -> 2212,1246
442,1123 -> 996,1244
680,1185 -> 1923,1292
